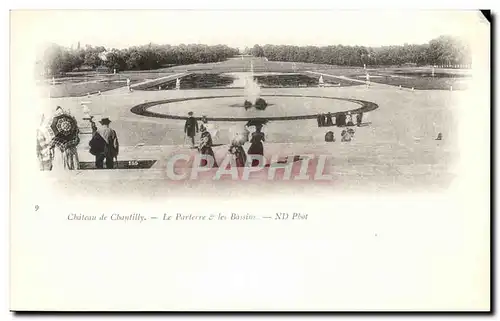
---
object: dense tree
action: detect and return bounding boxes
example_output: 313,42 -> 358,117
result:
103,49 -> 127,71
40,43 -> 239,75
83,48 -> 104,69
40,35 -> 470,75
426,35 -> 471,66
251,44 -> 265,57
259,36 -> 470,67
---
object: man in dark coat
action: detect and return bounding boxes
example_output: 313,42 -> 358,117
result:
337,113 -> 346,127
89,117 -> 119,169
184,111 -> 199,147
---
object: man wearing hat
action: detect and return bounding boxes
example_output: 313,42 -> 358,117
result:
89,117 -> 119,169
184,111 -> 199,147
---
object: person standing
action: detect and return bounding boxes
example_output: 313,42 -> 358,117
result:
36,113 -> 53,171
229,139 -> 247,168
126,78 -> 131,92
184,111 -> 199,147
89,117 -> 119,169
336,113 -> 346,127
325,112 -> 333,126
198,126 -> 218,167
247,124 -> 265,167
346,111 -> 354,126
49,106 -> 80,171
318,75 -> 325,87
316,114 -> 323,127
200,115 -> 219,143
320,113 -> 326,127
356,112 -> 363,126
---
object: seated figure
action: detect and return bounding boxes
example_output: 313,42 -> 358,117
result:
325,131 -> 335,142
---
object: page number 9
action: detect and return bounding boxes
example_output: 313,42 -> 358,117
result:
35,205 -> 39,211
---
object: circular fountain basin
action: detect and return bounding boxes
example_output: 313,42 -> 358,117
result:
131,94 -> 378,121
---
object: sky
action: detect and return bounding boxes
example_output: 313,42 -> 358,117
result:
13,10 -> 485,51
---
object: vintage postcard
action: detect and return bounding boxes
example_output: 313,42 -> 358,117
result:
10,10 -> 490,311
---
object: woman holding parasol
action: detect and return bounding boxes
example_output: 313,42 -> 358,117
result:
48,106 -> 80,170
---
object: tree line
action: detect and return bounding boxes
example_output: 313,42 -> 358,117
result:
41,43 -> 240,75
249,35 -> 471,67
40,35 -> 471,75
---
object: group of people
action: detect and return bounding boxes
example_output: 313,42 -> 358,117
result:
184,111 -> 266,168
317,110 -> 365,143
36,105 -> 120,171
317,111 -> 364,128
320,111 -> 362,143
324,127 -> 356,143
317,112 -> 334,127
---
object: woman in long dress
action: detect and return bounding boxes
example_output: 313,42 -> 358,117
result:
247,124 -> 265,167
50,107 -> 80,171
346,111 -> 354,126
198,125 -> 218,168
200,115 -> 219,143
228,140 -> 247,168
227,124 -> 249,168
36,114 -> 53,171
51,134 -> 80,170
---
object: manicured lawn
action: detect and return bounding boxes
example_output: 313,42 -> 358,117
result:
347,72 -> 469,90
135,72 -> 362,91
42,58 -> 471,98
46,71 -> 178,97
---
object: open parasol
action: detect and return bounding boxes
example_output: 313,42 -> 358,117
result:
47,113 -> 80,151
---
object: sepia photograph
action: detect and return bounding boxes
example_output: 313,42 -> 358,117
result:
9,9 -> 491,312
25,10 -> 483,196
